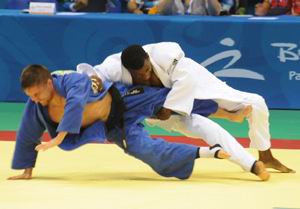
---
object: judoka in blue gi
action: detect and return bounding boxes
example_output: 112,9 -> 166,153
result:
8,64 -> 231,180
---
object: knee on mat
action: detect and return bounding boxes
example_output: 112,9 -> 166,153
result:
154,166 -> 190,180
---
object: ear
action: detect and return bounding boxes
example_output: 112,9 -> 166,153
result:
47,79 -> 53,88
146,54 -> 150,61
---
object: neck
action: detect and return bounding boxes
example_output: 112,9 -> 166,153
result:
149,72 -> 164,87
48,89 -> 63,106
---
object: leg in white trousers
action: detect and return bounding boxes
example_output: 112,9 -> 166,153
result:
146,114 -> 256,172
215,94 -> 294,173
215,92 -> 271,151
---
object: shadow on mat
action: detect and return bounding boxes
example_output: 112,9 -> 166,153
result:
191,172 -> 260,182
33,172 -> 178,182
32,171 -> 262,183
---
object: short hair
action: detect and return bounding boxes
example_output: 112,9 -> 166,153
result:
20,64 -> 52,89
121,44 -> 149,70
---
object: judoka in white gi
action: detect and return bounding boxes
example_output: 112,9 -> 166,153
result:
77,42 -> 294,174
9,64 -> 236,180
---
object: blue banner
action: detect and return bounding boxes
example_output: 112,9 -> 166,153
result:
0,10 -> 299,109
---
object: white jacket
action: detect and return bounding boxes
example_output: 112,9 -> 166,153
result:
77,42 -> 250,115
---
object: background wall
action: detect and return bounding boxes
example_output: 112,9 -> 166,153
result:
0,11 -> 299,109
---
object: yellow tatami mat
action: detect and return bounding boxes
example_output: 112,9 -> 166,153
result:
1,141 -> 299,209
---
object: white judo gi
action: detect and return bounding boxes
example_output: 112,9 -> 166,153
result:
77,42 -> 270,172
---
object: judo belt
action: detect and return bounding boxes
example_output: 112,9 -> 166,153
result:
105,85 -> 127,150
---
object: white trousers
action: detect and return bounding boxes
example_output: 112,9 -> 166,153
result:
215,93 -> 271,151
165,57 -> 271,152
146,114 -> 256,171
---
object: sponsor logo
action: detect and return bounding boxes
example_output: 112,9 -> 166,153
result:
201,38 -> 265,80
289,71 -> 300,80
124,87 -> 144,97
271,43 -> 300,81
271,43 -> 300,63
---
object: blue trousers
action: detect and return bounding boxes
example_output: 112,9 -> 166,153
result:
106,85 -> 217,179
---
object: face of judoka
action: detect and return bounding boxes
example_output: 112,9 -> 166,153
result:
24,79 -> 54,106
130,58 -> 153,83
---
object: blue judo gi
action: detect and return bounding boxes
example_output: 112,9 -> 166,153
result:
12,73 -> 217,179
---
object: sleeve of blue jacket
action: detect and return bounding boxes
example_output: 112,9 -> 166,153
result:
55,73 -> 91,134
12,100 -> 46,169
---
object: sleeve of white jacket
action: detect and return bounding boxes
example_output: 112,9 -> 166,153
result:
93,53 -> 123,82
78,53 -> 133,85
148,42 -> 193,115
162,65 -> 198,116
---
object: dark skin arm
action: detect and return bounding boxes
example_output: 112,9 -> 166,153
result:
156,107 -> 172,120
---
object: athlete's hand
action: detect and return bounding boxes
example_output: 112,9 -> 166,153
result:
35,132 -> 67,152
156,107 -> 172,120
35,140 -> 59,152
8,168 -> 33,180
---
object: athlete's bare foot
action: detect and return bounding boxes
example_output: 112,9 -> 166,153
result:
263,159 -> 295,173
7,168 -> 33,180
259,149 -> 295,173
228,105 -> 252,123
210,144 -> 231,159
251,161 -> 270,181
216,149 -> 231,159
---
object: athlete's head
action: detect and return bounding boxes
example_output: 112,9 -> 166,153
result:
121,44 -> 153,82
20,64 -> 54,106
